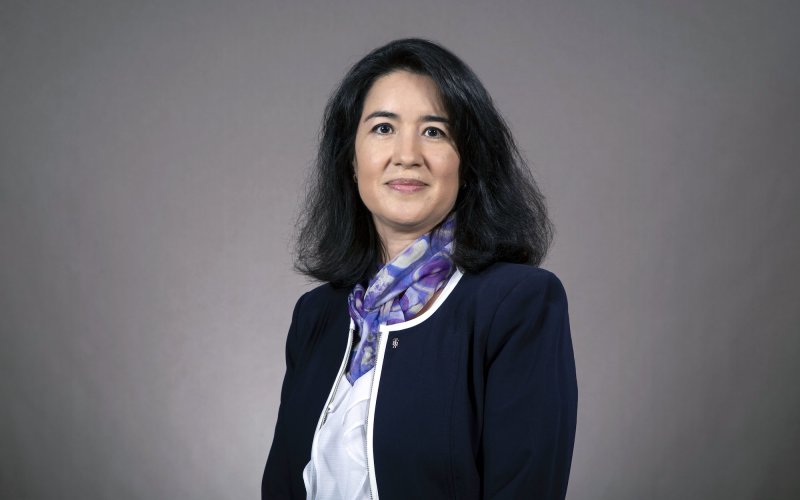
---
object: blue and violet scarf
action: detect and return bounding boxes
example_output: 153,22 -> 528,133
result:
346,214 -> 456,384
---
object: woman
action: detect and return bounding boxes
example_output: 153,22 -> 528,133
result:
262,38 -> 577,499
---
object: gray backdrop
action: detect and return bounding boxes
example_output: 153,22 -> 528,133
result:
2,1 -> 798,499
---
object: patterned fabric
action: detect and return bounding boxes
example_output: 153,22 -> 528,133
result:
346,215 -> 456,384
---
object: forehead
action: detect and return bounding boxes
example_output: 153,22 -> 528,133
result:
361,71 -> 446,117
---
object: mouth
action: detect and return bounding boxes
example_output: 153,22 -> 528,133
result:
385,178 -> 428,193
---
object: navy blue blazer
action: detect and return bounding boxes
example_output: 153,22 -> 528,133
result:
262,263 -> 577,499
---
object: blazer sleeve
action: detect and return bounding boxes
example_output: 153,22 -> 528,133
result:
481,271 -> 578,499
262,293 -> 306,499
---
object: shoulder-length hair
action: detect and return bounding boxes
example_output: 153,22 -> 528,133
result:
295,38 -> 553,288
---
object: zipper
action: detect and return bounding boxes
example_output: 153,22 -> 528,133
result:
365,326 -> 389,500
305,324 -> 353,499
316,325 -> 354,430
364,332 -> 381,500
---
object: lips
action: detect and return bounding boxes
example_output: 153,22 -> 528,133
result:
386,178 -> 428,193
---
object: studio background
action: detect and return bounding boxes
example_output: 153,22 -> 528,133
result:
2,1 -> 798,499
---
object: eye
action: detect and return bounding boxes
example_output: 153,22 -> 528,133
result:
423,127 -> 447,138
371,123 -> 393,134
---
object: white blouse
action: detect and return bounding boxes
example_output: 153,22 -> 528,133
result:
302,367 -> 374,499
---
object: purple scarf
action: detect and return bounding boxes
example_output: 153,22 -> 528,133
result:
346,215 -> 456,384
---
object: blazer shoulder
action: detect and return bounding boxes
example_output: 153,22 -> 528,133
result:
294,281 -> 350,313
290,282 -> 350,337
467,262 -> 566,300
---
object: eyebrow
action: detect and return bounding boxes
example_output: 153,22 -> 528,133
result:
363,110 -> 450,124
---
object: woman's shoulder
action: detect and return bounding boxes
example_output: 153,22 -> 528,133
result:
461,262 -> 566,300
459,263 -> 570,359
292,281 -> 350,316
450,263 -> 568,331
285,282 -> 351,353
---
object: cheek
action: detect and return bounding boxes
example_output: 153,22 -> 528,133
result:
354,139 -> 388,175
432,163 -> 460,212
440,154 -> 461,191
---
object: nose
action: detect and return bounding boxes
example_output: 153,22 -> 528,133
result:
392,130 -> 422,168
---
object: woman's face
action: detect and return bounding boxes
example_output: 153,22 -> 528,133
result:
353,70 -> 460,245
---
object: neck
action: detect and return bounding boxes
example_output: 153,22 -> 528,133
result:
373,214 -> 454,263
381,232 -> 423,262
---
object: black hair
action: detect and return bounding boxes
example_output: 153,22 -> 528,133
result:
295,38 -> 553,288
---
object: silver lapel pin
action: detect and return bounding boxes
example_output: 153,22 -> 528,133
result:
392,337 -> 399,349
